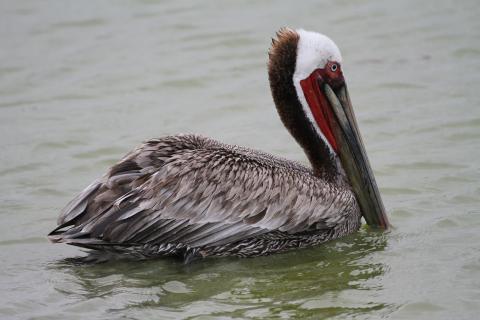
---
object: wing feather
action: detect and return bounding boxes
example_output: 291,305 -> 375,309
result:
49,134 -> 356,251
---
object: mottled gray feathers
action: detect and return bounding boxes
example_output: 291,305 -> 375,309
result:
49,134 -> 361,261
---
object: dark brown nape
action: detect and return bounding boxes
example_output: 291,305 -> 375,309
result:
268,28 -> 337,178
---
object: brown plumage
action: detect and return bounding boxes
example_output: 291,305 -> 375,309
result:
48,29 -> 363,262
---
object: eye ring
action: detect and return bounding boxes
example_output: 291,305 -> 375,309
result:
330,63 -> 338,72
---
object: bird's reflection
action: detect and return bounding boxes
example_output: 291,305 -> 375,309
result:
49,228 -> 394,318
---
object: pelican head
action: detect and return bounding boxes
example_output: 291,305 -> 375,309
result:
269,28 -> 390,229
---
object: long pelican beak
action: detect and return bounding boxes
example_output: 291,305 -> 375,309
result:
300,68 -> 390,229
324,84 -> 390,229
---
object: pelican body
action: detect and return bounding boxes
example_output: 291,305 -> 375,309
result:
49,28 -> 389,262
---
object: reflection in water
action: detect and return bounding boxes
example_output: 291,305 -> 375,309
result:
50,228 -> 392,318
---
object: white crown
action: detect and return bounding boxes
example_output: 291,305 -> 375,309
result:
293,29 -> 343,82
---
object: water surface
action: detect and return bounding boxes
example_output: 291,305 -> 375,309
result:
1,0 -> 480,319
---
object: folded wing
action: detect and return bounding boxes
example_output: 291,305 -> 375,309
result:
49,134 -> 354,252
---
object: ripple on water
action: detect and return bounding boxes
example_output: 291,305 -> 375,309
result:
72,146 -> 126,160
394,302 -> 445,318
161,78 -> 207,89
384,161 -> 466,173
381,187 -> 420,196
446,131 -> 480,142
34,139 -> 87,151
162,281 -> 192,294
30,187 -> 68,197
0,162 -> 47,177
433,217 -> 460,229
50,18 -> 107,30
376,82 -> 428,90
453,47 -> 480,58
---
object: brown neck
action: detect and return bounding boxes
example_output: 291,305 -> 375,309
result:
268,28 -> 338,178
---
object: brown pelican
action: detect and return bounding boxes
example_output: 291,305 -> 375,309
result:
48,28 -> 389,262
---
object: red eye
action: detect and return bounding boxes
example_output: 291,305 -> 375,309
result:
330,63 -> 338,72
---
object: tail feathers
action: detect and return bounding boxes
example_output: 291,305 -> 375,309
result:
47,221 -> 76,243
48,229 -> 204,263
57,180 -> 101,225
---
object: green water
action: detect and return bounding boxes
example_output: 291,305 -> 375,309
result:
1,0 -> 479,319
